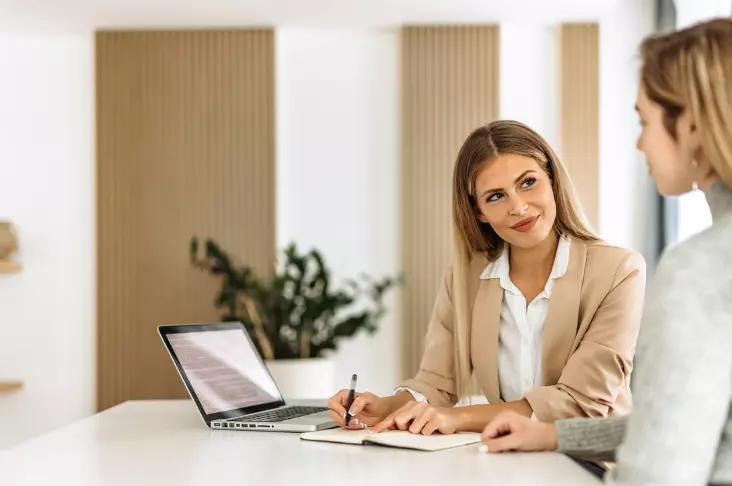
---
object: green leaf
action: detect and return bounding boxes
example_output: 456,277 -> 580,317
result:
189,237 -> 199,263
190,237 -> 401,359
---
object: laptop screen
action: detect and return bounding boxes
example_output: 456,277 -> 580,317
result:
166,327 -> 282,415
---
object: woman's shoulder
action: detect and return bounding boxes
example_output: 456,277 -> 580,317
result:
582,239 -> 646,279
655,221 -> 731,286
643,225 -> 732,340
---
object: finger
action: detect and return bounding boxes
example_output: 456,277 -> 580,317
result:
481,413 -> 516,442
329,410 -> 346,427
421,420 -> 439,436
481,421 -> 512,442
394,406 -> 418,431
338,388 -> 363,402
484,433 -> 522,453
328,392 -> 349,417
371,413 -> 396,433
346,417 -> 363,430
372,401 -> 413,433
408,407 -> 431,435
347,392 -> 373,418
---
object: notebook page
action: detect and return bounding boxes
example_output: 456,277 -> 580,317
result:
363,431 -> 481,451
300,427 -> 373,445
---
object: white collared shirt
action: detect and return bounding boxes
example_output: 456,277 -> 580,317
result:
397,235 -> 571,406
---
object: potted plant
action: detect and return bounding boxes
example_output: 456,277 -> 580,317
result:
190,237 -> 399,398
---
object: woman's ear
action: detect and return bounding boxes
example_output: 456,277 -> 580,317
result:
689,122 -> 701,152
476,207 -> 489,224
679,111 -> 701,152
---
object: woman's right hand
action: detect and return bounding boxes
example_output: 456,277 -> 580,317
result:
480,411 -> 558,452
327,390 -> 405,429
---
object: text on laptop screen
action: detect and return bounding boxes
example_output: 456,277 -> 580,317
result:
168,329 -> 280,415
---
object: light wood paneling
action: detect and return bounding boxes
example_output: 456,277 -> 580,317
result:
96,30 -> 275,411
558,23 -> 599,229
401,26 -> 499,379
0,261 -> 21,273
0,381 -> 23,394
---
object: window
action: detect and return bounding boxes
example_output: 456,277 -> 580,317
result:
674,191 -> 713,243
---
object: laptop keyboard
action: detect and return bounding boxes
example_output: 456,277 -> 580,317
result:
231,406 -> 329,423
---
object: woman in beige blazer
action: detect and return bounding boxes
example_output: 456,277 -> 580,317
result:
328,120 -> 646,435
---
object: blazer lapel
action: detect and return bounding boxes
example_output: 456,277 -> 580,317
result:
471,278 -> 503,404
541,239 -> 587,386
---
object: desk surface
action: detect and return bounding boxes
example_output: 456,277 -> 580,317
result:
0,400 -> 601,486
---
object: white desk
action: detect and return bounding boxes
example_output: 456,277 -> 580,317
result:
0,400 -> 601,486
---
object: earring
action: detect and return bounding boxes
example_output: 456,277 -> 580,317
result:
692,158 -> 699,191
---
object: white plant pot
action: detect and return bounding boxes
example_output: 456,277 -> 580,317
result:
265,358 -> 335,400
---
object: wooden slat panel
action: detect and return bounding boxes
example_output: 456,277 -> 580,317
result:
558,23 -> 599,229
96,30 -> 275,411
0,261 -> 22,273
401,26 -> 499,379
0,381 -> 23,394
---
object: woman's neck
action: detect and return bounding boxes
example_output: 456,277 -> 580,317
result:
508,230 -> 560,279
698,173 -> 719,191
696,151 -> 719,191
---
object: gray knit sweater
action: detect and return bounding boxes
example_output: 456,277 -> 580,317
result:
556,178 -> 732,486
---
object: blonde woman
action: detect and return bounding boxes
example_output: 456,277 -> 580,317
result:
480,18 -> 732,486
327,120 -> 646,435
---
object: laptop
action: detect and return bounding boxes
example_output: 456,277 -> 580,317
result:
158,322 -> 337,432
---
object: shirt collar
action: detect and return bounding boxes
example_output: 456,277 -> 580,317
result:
479,235 -> 572,295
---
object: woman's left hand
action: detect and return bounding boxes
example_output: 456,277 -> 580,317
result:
371,402 -> 461,435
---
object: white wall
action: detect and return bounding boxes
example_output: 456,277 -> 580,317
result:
273,10 -> 658,398
0,32 -> 95,449
0,3 -> 655,449
500,7 -> 657,259
275,29 -> 401,394
0,0 -> 626,31
499,24 -> 558,148
598,0 -> 657,256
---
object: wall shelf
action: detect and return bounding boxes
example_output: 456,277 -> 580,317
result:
0,261 -> 22,273
0,381 -> 24,394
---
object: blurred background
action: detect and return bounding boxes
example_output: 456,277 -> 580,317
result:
0,0 -> 723,450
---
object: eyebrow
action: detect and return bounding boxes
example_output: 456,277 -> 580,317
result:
479,170 -> 537,199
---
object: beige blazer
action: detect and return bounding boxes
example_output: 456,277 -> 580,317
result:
401,239 -> 646,422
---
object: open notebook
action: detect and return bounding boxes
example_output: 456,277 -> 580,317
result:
300,427 -> 481,452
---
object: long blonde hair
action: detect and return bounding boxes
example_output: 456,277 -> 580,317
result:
640,17 -> 732,186
450,120 -> 596,398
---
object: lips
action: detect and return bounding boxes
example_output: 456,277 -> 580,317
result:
510,215 -> 539,233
